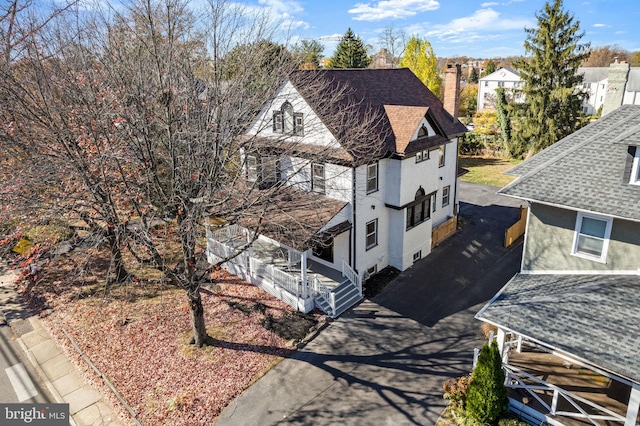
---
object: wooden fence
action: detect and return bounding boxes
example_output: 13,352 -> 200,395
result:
505,207 -> 528,248
432,216 -> 458,249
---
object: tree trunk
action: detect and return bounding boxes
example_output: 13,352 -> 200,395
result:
188,289 -> 210,347
106,225 -> 128,284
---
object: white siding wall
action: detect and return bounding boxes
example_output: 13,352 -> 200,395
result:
246,81 -> 337,148
477,69 -> 522,111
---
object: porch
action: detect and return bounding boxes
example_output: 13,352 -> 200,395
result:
205,223 -> 362,317
500,338 -> 639,426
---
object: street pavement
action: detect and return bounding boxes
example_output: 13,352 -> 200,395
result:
216,181 -> 526,425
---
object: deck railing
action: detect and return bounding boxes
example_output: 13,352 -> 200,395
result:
249,257 -> 299,297
504,364 -> 626,424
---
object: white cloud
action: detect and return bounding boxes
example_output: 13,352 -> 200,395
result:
258,0 -> 303,15
348,0 -> 439,21
592,23 -> 607,28
481,2 -> 499,6
421,8 -> 531,36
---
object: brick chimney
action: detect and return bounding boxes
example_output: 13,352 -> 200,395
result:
443,64 -> 461,120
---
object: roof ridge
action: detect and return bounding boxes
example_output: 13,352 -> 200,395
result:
499,109 -> 640,194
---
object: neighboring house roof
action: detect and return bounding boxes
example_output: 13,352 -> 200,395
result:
577,66 -> 609,82
479,67 -> 520,81
627,68 -> 640,91
239,186 -> 349,251
290,68 -> 466,162
476,273 -> 640,384
499,104 -> 640,222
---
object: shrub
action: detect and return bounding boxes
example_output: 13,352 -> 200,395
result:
443,374 -> 472,411
466,341 -> 508,424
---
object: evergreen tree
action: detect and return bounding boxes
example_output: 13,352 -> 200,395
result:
292,39 -> 324,69
512,0 -> 590,156
469,66 -> 479,84
329,28 -> 371,69
495,87 -> 511,146
481,59 -> 496,77
466,341 -> 508,424
398,35 -> 441,96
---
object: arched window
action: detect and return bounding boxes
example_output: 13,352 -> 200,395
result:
406,187 -> 431,230
272,101 -> 304,135
418,124 -> 428,137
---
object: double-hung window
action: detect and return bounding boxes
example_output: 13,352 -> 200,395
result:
572,212 -> 612,262
438,144 -> 446,167
246,154 -> 258,182
442,185 -> 450,207
366,162 -> 378,193
365,219 -> 378,250
311,163 -> 325,193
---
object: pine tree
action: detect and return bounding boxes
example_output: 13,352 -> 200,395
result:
466,341 -> 508,424
329,28 -> 371,69
398,36 -> 441,96
481,59 -> 496,77
495,87 -> 511,146
512,0 -> 590,156
469,67 -> 479,84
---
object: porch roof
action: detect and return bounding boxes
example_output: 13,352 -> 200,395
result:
239,187 -> 349,252
476,273 -> 640,384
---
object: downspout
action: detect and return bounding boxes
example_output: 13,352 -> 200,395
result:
351,166 -> 357,271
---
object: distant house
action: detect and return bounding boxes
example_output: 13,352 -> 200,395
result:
206,67 -> 466,317
476,104 -> 640,425
477,67 -> 522,111
476,61 -> 640,115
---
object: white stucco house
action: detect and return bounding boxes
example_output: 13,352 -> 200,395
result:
206,67 -> 466,317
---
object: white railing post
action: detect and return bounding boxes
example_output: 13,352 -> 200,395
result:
329,291 -> 336,317
551,389 -> 559,415
473,348 -> 480,370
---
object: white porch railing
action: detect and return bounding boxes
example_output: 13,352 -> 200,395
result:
504,364 -> 627,425
250,257 -> 299,297
310,275 -> 334,317
341,259 -> 361,296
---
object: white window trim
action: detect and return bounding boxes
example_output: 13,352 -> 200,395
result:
365,219 -> 378,250
571,212 -> 612,263
442,185 -> 450,207
630,149 -> 640,185
366,162 -> 378,194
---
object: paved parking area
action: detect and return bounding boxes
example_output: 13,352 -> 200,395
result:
216,182 -> 526,425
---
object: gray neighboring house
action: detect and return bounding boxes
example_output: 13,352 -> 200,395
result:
476,104 -> 640,426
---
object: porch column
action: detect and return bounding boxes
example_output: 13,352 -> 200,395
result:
301,252 -> 308,299
625,382 -> 640,426
496,328 -> 509,363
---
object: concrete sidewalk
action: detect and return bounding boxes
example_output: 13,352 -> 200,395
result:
1,261 -> 123,426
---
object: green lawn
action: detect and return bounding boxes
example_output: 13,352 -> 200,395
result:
458,156 -> 522,188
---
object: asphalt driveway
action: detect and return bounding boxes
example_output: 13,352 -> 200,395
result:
216,182 -> 526,425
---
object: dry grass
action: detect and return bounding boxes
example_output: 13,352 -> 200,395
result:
459,156 -> 522,188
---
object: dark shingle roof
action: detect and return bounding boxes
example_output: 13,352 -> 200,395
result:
476,273 -> 640,384
499,104 -> 640,221
290,69 -> 466,162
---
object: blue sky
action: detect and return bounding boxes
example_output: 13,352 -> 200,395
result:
247,0 -> 640,58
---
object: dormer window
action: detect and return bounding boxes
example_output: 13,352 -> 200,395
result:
273,102 -> 304,136
630,147 -> 640,185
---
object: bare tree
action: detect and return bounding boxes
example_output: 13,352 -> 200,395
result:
0,0 -> 385,347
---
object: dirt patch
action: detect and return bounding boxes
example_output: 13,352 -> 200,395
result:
261,311 -> 319,341
226,300 -> 320,342
363,266 -> 400,298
